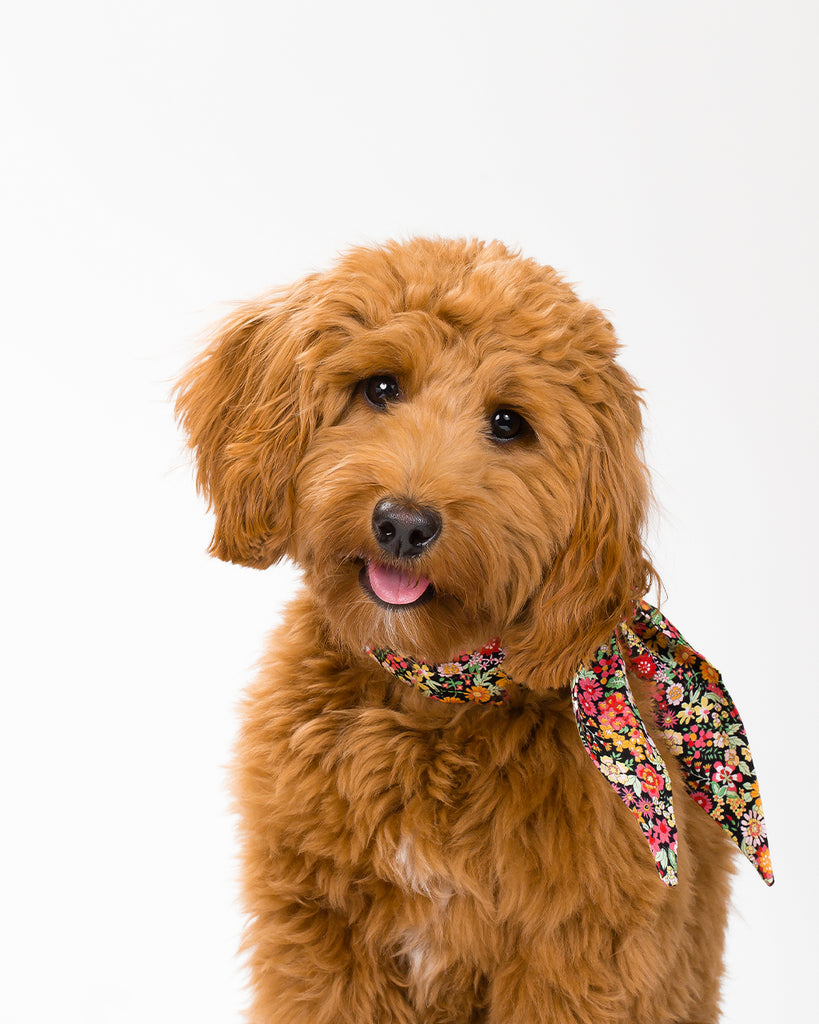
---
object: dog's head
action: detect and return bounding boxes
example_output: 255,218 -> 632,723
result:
176,239 -> 655,687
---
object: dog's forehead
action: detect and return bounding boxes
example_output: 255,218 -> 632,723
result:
308,307 -> 575,391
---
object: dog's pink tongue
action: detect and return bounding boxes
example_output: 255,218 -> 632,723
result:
367,562 -> 431,605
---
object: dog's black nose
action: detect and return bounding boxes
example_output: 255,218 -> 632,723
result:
372,499 -> 441,559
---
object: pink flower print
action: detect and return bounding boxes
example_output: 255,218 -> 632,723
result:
712,762 -> 730,783
652,819 -> 673,844
578,674 -> 603,701
647,818 -> 674,856
599,692 -> 638,731
636,762 -> 665,798
595,654 -> 620,679
686,725 -> 711,750
637,796 -> 655,819
712,762 -> 740,793
691,791 -> 713,813
659,709 -> 678,730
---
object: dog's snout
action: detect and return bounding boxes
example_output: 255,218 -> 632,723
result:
372,499 -> 441,559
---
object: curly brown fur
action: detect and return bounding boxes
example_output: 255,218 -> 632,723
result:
176,238 -> 735,1023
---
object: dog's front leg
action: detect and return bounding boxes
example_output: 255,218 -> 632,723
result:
486,951 -> 633,1024
241,868 -> 417,1024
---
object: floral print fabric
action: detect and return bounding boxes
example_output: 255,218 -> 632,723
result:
368,602 -> 773,887
606,601 -> 774,887
366,639 -> 511,704
571,625 -> 681,884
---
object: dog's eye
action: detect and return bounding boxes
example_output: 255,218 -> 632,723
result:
490,408 -> 528,441
362,375 -> 401,409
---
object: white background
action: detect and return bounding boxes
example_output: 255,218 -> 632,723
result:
2,2 -> 816,1021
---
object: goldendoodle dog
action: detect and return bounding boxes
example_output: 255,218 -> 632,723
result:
176,238 -> 771,1023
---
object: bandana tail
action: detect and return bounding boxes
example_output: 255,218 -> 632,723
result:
628,602 -> 774,887
571,633 -> 680,887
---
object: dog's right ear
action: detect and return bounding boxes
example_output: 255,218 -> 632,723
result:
174,279 -> 319,568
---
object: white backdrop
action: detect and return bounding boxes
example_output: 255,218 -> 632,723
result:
2,2 -> 816,1022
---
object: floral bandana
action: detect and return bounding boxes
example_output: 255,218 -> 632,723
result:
366,601 -> 773,888
366,639 -> 511,704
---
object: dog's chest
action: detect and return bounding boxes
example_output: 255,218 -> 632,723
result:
390,833 -> 455,1003
392,832 -> 453,898
367,709 -> 552,1003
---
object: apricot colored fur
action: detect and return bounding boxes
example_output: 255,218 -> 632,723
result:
176,239 -> 735,1023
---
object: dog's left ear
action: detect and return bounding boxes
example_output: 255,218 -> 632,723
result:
174,278 -> 322,568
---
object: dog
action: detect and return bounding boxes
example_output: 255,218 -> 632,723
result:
176,238 -> 771,1023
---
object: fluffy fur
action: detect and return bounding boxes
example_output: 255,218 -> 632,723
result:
176,238 -> 734,1023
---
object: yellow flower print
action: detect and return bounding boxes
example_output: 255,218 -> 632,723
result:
728,794 -> 745,817
610,731 -> 635,753
678,700 -> 697,725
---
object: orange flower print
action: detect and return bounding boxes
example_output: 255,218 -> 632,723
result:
468,685 -> 492,703
700,662 -> 720,685
673,645 -> 697,667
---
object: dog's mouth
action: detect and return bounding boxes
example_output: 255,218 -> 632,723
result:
358,561 -> 435,610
